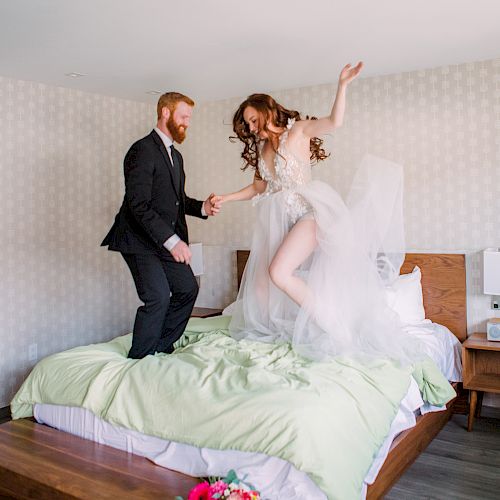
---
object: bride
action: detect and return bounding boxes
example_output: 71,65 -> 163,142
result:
216,62 -> 415,363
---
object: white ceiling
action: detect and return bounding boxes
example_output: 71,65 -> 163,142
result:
1,0 -> 499,104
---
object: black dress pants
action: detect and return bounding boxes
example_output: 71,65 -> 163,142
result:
121,252 -> 198,359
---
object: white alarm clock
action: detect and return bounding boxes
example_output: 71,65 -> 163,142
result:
487,318 -> 500,341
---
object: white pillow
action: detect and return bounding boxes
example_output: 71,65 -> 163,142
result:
385,266 -> 426,324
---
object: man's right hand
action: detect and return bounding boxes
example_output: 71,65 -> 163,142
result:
204,193 -> 223,216
170,240 -> 192,264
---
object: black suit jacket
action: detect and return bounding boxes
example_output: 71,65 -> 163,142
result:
101,130 -> 206,254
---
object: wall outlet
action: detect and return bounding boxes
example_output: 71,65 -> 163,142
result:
28,343 -> 38,362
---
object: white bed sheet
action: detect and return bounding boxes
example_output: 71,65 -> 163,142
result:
34,321 -> 461,500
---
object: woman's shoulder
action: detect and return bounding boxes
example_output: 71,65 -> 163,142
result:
285,118 -> 311,144
286,117 -> 309,137
281,117 -> 297,138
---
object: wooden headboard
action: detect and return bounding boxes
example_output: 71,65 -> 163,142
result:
236,250 -> 467,342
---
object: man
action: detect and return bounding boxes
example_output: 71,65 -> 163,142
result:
102,92 -> 220,359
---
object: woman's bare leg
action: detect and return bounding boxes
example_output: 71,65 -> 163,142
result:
268,219 -> 317,306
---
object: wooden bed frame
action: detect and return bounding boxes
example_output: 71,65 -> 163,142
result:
237,250 -> 467,499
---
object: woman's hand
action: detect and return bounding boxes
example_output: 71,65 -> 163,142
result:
212,194 -> 226,204
339,61 -> 363,86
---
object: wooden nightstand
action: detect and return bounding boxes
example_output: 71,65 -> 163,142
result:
191,307 -> 223,318
462,332 -> 500,431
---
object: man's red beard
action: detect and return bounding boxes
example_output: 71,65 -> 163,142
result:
167,115 -> 187,143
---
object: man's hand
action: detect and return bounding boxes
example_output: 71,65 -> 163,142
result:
170,240 -> 192,264
204,193 -> 223,216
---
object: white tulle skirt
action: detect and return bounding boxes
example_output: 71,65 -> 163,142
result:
229,155 -> 421,364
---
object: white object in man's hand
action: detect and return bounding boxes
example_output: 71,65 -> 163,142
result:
170,240 -> 192,264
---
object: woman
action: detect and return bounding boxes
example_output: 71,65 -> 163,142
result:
217,63 -> 414,363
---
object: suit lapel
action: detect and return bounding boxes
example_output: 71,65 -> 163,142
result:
150,130 -> 180,200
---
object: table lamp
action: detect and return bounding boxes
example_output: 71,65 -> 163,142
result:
483,248 -> 500,341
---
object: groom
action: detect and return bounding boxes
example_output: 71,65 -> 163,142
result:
102,92 -> 220,359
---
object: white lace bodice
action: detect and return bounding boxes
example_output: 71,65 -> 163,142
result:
253,119 -> 313,224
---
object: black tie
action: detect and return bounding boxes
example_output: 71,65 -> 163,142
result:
169,145 -> 181,192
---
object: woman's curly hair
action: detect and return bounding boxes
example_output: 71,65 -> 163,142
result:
230,93 -> 329,178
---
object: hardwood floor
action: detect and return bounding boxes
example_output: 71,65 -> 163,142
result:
386,407 -> 500,500
0,419 -> 199,499
1,407 -> 499,499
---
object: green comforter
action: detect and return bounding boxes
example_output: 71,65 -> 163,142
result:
11,316 -> 455,499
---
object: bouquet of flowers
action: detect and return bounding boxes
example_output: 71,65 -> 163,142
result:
176,470 -> 261,500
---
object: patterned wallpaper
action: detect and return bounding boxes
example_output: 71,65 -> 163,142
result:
187,58 -> 500,335
1,57 -> 499,407
0,76 -> 154,407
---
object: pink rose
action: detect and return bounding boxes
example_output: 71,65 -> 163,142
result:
228,491 -> 251,500
188,482 -> 210,500
208,480 -> 228,496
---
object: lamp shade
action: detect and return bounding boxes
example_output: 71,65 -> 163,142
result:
189,242 -> 204,276
483,248 -> 500,295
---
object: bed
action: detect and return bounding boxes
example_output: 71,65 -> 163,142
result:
10,252 -> 466,499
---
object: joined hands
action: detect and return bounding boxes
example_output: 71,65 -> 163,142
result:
203,192 -> 224,216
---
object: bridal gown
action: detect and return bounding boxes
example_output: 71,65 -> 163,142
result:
229,119 -> 417,363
